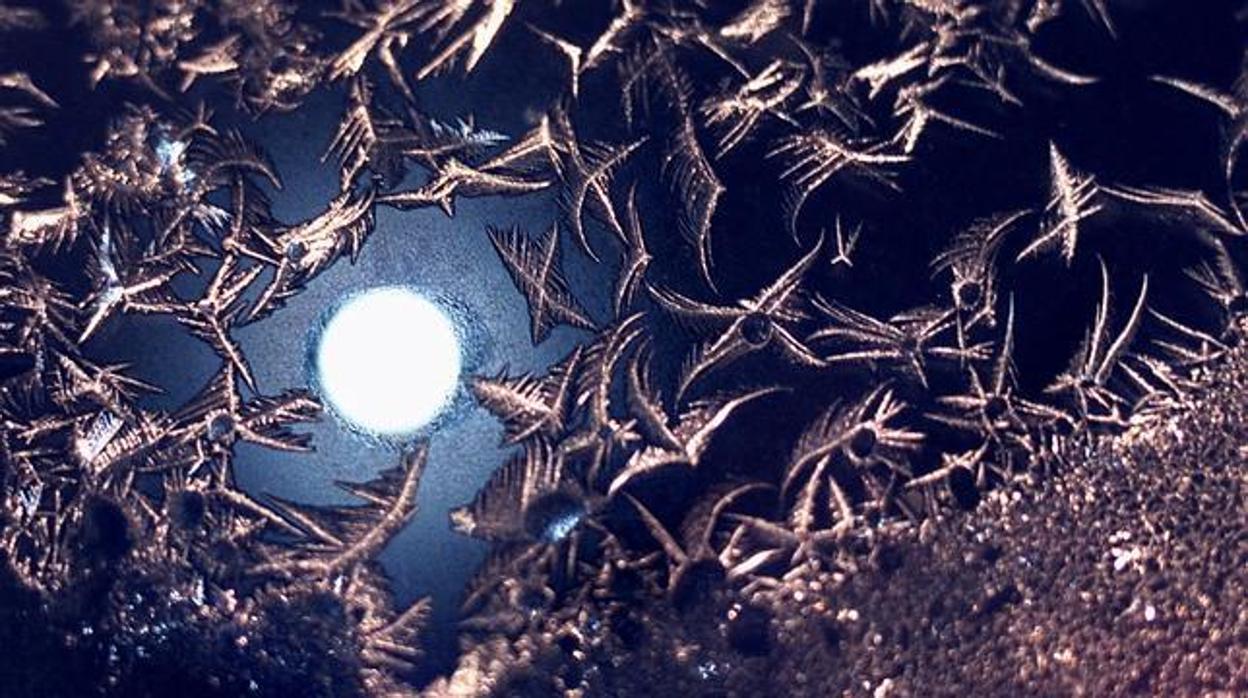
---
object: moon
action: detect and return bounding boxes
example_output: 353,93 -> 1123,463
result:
315,287 -> 462,436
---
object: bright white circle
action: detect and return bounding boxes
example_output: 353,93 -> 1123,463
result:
316,287 -> 461,435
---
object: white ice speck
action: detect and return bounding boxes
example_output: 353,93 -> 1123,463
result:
77,410 -> 123,463
16,482 -> 41,517
1111,546 -> 1142,572
696,660 -> 718,680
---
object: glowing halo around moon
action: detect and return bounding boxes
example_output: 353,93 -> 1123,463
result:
314,287 -> 462,436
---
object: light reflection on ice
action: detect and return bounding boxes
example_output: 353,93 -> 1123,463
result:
314,287 -> 462,437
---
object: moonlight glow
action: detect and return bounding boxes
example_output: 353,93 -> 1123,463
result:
316,287 -> 461,436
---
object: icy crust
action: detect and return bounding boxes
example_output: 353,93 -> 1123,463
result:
0,448 -> 433,697
433,322 -> 1248,697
